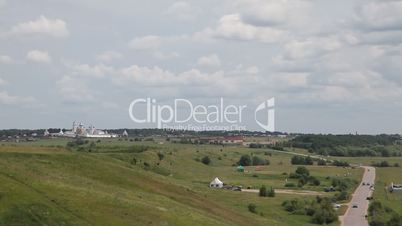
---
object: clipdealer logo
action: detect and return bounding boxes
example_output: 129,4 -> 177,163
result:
128,98 -> 275,131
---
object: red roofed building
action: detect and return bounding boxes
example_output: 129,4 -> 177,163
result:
221,136 -> 244,144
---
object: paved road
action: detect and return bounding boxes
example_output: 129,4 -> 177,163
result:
341,166 -> 375,226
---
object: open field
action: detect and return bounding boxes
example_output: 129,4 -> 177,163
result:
0,138 -> 365,226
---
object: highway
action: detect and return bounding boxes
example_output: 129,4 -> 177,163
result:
341,166 -> 375,226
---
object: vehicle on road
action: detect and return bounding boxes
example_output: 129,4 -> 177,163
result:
352,204 -> 358,208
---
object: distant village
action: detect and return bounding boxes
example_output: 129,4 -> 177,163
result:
0,121 -> 289,146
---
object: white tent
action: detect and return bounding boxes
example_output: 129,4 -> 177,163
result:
209,177 -> 223,188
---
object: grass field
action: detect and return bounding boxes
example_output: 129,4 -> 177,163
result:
0,138 -> 365,226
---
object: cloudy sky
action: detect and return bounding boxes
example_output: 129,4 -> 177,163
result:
1,0 -> 402,134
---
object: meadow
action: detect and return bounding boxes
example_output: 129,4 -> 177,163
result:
0,138 -> 365,226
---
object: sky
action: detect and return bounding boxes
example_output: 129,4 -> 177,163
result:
1,0 -> 402,134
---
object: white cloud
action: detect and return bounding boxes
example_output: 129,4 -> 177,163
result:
0,0 -> 6,8
235,0 -> 312,29
26,50 -> 51,63
236,0 -> 292,26
355,1 -> 402,31
70,63 -> 114,78
245,66 -> 259,74
153,51 -> 180,60
282,36 -> 343,60
96,51 -> 123,62
197,54 -> 221,68
0,91 -> 35,105
196,14 -> 285,43
0,55 -> 14,64
6,15 -> 69,38
56,76 -> 95,103
0,78 -> 7,86
164,1 -> 202,20
129,35 -> 162,50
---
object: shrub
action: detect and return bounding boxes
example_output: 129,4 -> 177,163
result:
372,161 -> 390,167
248,203 -> 257,214
285,183 -> 296,187
310,177 -> 321,186
317,159 -> 327,166
157,152 -> 164,161
267,187 -> 275,197
259,185 -> 267,197
283,197 -> 337,224
332,160 -> 350,167
201,156 -> 211,165
295,166 -> 310,176
291,156 -> 314,165
252,156 -> 269,166
238,155 -> 252,166
334,191 -> 349,201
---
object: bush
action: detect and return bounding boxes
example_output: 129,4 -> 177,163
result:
252,156 -> 269,166
291,156 -> 314,165
238,155 -> 252,166
295,166 -> 310,176
157,152 -> 164,161
267,187 -> 275,197
201,156 -> 211,165
285,183 -> 296,187
332,160 -> 350,167
334,191 -> 349,201
248,203 -> 257,214
259,185 -> 267,197
317,159 -> 327,166
309,177 -> 321,186
372,161 -> 391,167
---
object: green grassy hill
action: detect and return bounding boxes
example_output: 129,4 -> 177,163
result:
0,139 -> 362,226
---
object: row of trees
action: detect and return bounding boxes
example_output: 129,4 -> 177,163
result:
288,134 -> 402,157
237,155 -> 270,166
371,161 -> 400,168
291,156 -> 314,165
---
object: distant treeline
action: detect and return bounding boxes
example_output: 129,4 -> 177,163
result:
287,134 -> 402,157
0,128 -> 287,138
107,129 -> 287,137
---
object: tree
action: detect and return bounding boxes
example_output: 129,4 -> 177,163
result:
267,187 -> 275,197
295,166 -> 310,176
157,152 -> 164,161
238,155 -> 252,166
305,156 -> 314,165
259,185 -> 267,197
201,156 -> 211,165
252,156 -> 268,166
317,159 -> 327,166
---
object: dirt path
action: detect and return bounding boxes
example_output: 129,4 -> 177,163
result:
241,189 -> 325,196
